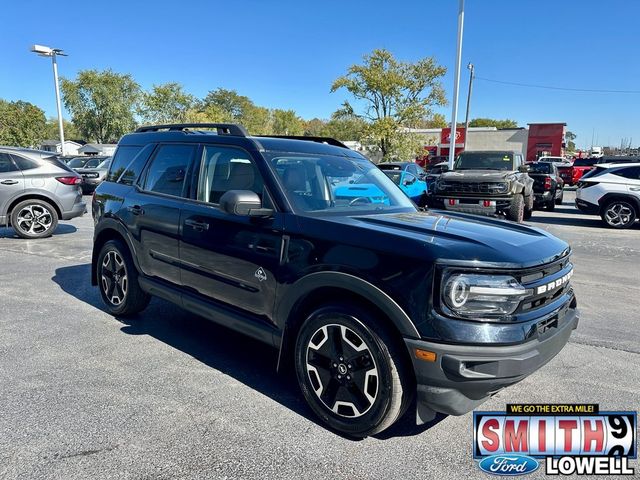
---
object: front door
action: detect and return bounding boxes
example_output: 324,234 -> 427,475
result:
0,153 -> 25,220
179,144 -> 282,320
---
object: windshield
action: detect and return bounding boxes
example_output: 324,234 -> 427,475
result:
528,163 -> 552,174
383,171 -> 402,185
84,158 -> 102,168
68,158 -> 89,168
574,158 -> 598,166
97,159 -> 111,169
454,152 -> 514,170
267,153 -> 415,214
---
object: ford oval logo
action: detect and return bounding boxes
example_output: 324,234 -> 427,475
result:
478,454 -> 539,476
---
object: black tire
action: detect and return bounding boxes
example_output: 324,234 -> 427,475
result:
601,199 -> 637,229
555,189 -> 564,205
97,240 -> 150,316
417,193 -> 429,208
10,198 -> 59,239
546,199 -> 556,211
507,194 -> 525,222
294,303 -> 413,438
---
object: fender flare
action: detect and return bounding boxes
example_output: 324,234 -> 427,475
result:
91,217 -> 141,285
2,188 -> 65,219
598,193 -> 640,213
276,270 -> 420,338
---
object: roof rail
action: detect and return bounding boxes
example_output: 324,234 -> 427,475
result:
255,135 -> 350,149
135,123 -> 249,137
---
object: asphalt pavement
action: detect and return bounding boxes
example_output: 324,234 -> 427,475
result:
0,190 -> 638,480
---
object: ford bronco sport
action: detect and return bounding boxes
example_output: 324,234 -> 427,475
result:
432,150 -> 535,222
91,124 -> 579,437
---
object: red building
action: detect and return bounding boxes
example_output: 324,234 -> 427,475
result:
526,123 -> 566,161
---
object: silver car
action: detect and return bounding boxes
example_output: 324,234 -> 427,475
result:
74,157 -> 111,194
0,146 -> 86,238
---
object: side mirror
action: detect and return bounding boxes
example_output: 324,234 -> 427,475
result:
518,164 -> 530,173
219,190 -> 273,217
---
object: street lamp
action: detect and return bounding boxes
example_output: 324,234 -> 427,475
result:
448,0 -> 465,170
464,62 -> 474,147
30,44 -> 67,156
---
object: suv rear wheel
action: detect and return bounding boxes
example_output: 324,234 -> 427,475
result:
601,199 -> 637,229
11,199 -> 59,239
97,240 -> 150,316
507,194 -> 525,222
294,304 -> 412,437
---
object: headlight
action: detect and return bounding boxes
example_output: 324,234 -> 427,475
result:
490,183 -> 509,194
442,273 -> 530,319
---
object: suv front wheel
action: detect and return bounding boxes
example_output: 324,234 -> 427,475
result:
601,199 -> 637,229
97,240 -> 150,316
294,304 -> 412,437
507,194 -> 525,222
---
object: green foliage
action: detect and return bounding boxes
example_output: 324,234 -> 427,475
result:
271,109 -> 304,135
415,112 -> 448,129
565,130 -> 576,152
468,118 -> 518,129
331,48 -> 447,160
0,100 -> 46,147
139,82 -> 195,124
43,117 -> 80,141
202,88 -> 272,135
61,69 -> 140,143
322,114 -> 368,141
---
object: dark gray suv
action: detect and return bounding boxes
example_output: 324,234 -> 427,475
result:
0,147 -> 86,238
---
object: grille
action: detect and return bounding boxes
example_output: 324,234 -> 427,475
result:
438,181 -> 506,195
516,253 -> 573,313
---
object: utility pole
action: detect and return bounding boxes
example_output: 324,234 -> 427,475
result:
448,0 -> 465,170
464,62 -> 474,148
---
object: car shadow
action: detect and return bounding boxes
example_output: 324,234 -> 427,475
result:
52,263 -> 444,440
0,223 -> 77,239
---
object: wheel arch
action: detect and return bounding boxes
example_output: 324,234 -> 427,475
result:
597,193 -> 640,214
6,193 -> 63,222
275,272 -> 420,371
92,220 -> 140,286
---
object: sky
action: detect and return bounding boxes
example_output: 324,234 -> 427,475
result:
1,0 -> 639,150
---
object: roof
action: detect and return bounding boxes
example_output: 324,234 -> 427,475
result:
597,162 -> 640,168
41,139 -> 83,146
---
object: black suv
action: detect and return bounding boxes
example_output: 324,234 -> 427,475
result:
432,151 -> 535,222
91,124 -> 579,437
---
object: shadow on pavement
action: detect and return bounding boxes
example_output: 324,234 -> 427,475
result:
52,263 -> 442,440
0,223 -> 77,239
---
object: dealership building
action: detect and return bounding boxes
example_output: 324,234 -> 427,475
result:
409,122 -> 567,161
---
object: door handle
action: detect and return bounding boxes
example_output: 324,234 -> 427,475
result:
127,205 -> 144,215
0,179 -> 19,185
185,219 -> 209,232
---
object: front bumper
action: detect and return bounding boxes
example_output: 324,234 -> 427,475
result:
432,196 -> 512,215
405,306 -> 579,416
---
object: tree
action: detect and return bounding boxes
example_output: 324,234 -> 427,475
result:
322,113 -> 368,142
468,118 -> 518,129
43,117 -> 80,141
565,131 -> 577,152
139,82 -> 195,124
271,109 -> 304,135
0,100 -> 46,147
415,112 -> 448,129
202,88 -> 272,135
304,118 -> 327,136
61,69 -> 140,143
331,48 -> 447,160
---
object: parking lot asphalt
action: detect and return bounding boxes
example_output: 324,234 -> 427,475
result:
0,189 -> 638,480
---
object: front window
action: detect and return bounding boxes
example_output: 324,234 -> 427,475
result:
266,153 -> 415,213
84,158 -> 102,168
528,163 -> 552,174
97,159 -> 111,169
68,158 -> 88,168
454,152 -> 514,170
573,158 -> 598,167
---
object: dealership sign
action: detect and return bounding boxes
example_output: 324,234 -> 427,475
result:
440,127 -> 466,145
473,404 -> 637,476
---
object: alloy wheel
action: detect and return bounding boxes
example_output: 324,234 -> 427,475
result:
101,250 -> 128,306
305,324 -> 379,418
604,203 -> 634,227
15,204 -> 53,235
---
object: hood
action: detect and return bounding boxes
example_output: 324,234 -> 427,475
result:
440,170 -> 514,182
342,210 -> 569,268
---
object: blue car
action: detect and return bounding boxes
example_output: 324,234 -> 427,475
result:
378,162 -> 428,206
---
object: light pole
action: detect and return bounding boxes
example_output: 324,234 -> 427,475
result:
464,62 -> 474,147
448,0 -> 465,170
30,44 -> 67,156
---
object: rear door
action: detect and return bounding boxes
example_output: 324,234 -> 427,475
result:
124,143 -> 197,286
179,144 -> 283,320
0,153 -> 25,219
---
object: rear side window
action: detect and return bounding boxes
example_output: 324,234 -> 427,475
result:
107,145 -> 143,183
143,144 -> 196,197
11,154 -> 39,171
612,167 -> 640,180
0,153 -> 18,173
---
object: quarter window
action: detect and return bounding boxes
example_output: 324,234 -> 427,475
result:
108,145 -> 143,183
197,145 -> 264,204
10,154 -> 39,171
0,153 -> 18,173
143,144 -> 195,197
613,167 -> 640,180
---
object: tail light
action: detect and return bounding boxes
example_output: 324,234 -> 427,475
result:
544,177 -> 552,190
56,176 -> 82,185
